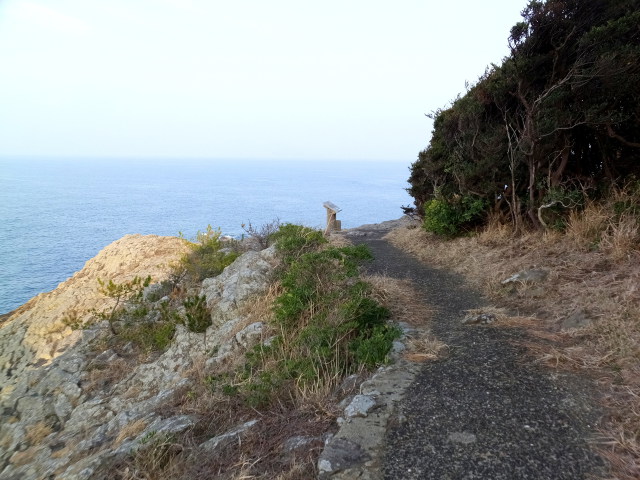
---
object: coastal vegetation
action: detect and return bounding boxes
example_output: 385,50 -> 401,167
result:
409,0 -> 640,235
178,225 -> 241,283
403,1 -> 640,476
56,222 -> 402,478
62,226 -> 243,356
238,224 -> 400,407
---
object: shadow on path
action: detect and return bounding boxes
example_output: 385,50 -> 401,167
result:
353,230 -> 605,480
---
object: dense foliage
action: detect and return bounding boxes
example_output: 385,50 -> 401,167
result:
409,0 -> 640,232
238,224 -> 400,407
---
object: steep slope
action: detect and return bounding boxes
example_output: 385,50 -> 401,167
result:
0,235 -> 189,403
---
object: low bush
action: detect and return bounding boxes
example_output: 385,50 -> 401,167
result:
182,294 -> 210,334
179,225 -> 239,282
118,318 -> 176,353
241,218 -> 281,249
236,224 -> 400,407
271,223 -> 327,264
423,195 -> 486,236
95,276 -> 151,335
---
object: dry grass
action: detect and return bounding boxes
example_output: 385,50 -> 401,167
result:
24,421 -> 53,444
566,202 -> 609,249
477,213 -> 516,246
230,283 -> 281,340
365,274 -> 446,364
364,275 -> 432,327
600,214 -> 640,261
8,446 -> 40,466
327,233 -> 353,248
112,403 -> 330,480
115,419 -> 149,446
386,198 -> 640,479
404,336 -> 447,363
84,357 -> 133,395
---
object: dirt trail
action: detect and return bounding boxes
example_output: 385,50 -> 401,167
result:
345,225 -> 606,480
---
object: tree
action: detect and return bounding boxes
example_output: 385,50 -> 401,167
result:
409,0 -> 640,231
96,276 -> 151,334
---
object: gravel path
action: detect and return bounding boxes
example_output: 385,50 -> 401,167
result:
344,224 -> 606,480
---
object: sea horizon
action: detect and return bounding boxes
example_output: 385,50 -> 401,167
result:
0,157 -> 413,314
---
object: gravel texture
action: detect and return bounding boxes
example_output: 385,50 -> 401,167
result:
343,224 -> 606,480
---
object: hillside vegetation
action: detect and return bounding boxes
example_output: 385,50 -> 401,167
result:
405,1 -> 640,477
1,222 -> 418,480
409,0 -> 640,234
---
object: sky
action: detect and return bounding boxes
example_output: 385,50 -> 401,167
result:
0,1 -> 525,161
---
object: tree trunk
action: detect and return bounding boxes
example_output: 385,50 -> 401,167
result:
527,156 -> 541,227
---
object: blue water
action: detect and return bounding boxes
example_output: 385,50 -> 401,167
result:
0,158 -> 412,314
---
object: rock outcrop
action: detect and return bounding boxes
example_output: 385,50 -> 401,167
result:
0,234 -> 189,403
0,236 -> 277,479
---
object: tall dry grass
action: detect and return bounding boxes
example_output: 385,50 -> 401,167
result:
365,274 -> 446,363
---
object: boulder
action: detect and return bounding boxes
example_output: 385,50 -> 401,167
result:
344,395 -> 377,419
201,246 -> 277,327
235,322 -> 264,349
501,268 -> 549,285
318,438 -> 370,477
462,313 -> 497,325
199,419 -> 259,452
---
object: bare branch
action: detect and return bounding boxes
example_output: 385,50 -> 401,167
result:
607,124 -> 640,149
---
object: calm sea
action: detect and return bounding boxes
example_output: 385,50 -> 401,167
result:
0,158 -> 412,314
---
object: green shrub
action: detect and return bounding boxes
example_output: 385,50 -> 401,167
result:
180,225 -> 239,281
423,195 -> 486,236
63,276 -> 181,354
95,276 -> 151,334
182,294 -> 211,333
271,223 -> 327,264
235,224 -> 400,407
351,324 -> 402,368
119,320 -> 176,353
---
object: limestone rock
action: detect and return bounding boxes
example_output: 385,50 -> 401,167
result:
283,435 -> 320,453
501,268 -> 549,285
0,235 -> 188,404
114,414 -> 199,456
199,419 -> 259,452
201,246 -> 277,327
462,313 -> 497,325
318,438 -> 370,477
344,395 -> 377,419
0,234 -> 283,479
235,322 -> 264,349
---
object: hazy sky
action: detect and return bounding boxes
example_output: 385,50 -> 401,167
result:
0,1 -> 525,161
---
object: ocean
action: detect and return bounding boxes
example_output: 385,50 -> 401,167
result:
0,158 -> 413,314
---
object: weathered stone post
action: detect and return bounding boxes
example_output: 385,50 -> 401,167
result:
323,201 -> 342,235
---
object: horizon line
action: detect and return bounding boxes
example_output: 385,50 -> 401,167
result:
0,154 -> 412,163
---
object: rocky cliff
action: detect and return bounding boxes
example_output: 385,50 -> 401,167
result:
0,234 -> 277,479
0,235 -> 189,404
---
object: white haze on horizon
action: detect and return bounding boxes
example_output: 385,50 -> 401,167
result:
0,0 -> 524,161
